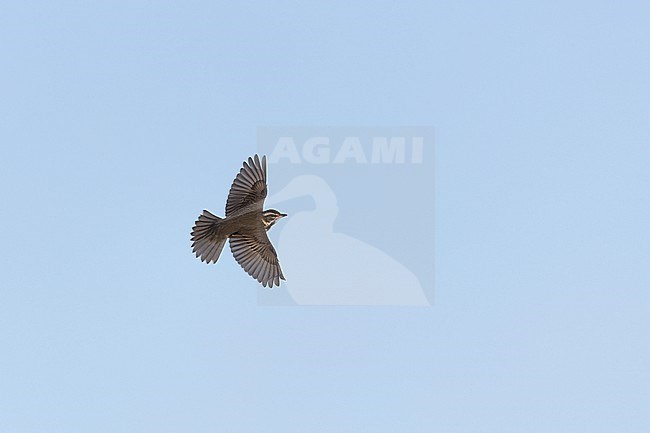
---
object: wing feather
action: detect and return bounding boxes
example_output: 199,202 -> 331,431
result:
225,155 -> 268,217
229,225 -> 285,288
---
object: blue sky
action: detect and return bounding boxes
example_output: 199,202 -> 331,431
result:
1,1 -> 649,432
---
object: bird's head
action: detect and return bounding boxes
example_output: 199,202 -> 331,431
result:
261,209 -> 287,230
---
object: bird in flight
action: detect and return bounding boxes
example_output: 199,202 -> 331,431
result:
191,155 -> 287,287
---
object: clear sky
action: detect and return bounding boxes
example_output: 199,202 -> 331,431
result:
1,1 -> 649,432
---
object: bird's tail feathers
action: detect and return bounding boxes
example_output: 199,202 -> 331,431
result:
191,210 -> 226,264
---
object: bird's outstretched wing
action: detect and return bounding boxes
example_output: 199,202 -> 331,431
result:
229,226 -> 285,288
225,155 -> 267,217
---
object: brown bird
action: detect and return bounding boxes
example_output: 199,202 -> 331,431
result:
191,155 -> 286,287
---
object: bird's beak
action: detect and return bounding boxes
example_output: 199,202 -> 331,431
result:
280,213 -> 288,218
